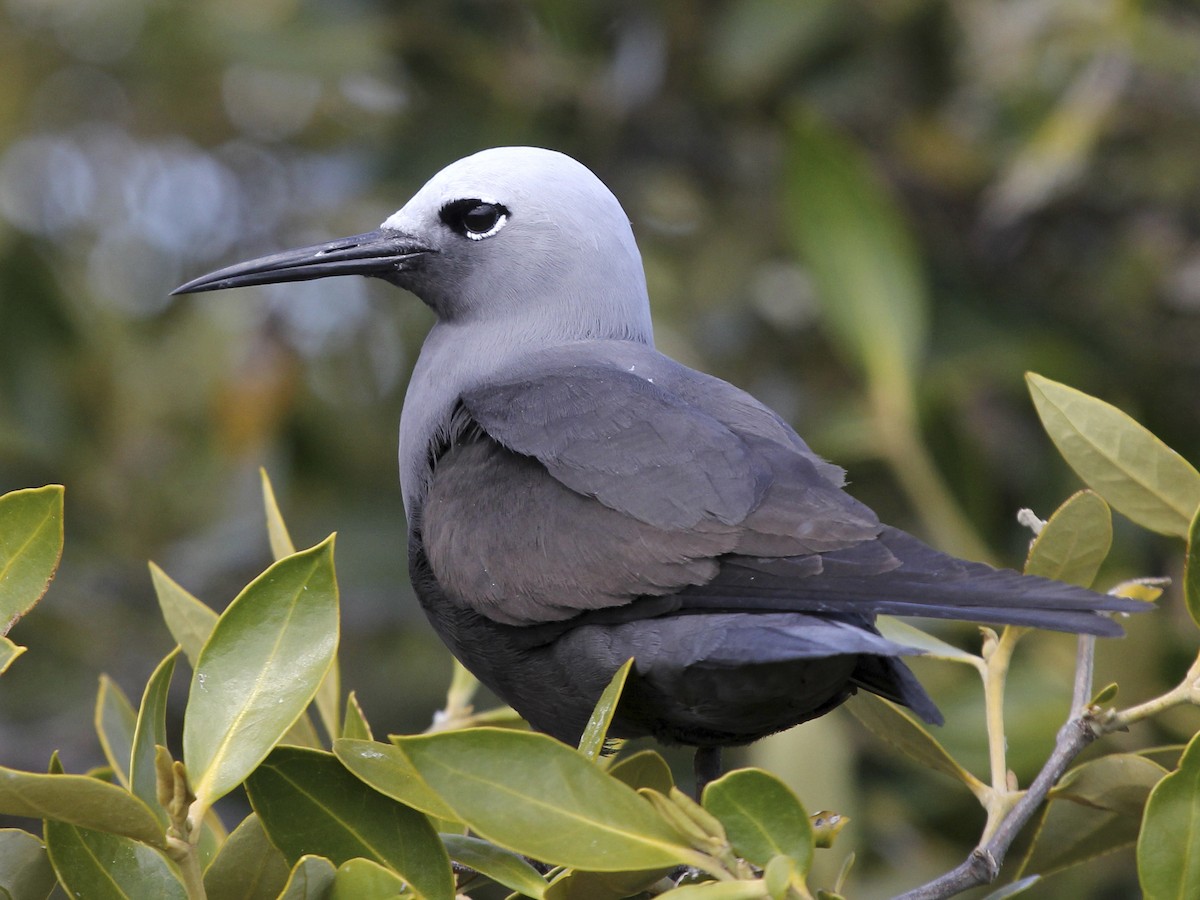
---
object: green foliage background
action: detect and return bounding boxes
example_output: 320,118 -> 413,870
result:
2,2 -> 1199,897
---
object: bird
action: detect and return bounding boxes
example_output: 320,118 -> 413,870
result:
175,146 -> 1143,790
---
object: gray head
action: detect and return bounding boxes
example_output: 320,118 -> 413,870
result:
174,147 -> 653,344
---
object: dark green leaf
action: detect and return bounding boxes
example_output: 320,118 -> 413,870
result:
93,677 -> 136,790
0,766 -> 164,848
545,867 -> 672,900
439,834 -> 546,899
183,537 -> 339,812
0,486 -> 64,636
1052,754 -> 1168,816
377,729 -> 697,871
129,649 -> 178,826
702,768 -> 812,876
0,829 -> 55,900
608,750 -> 675,794
245,746 -> 452,900
277,856 -> 336,900
43,821 -> 184,900
1138,730 -> 1200,898
578,658 -> 633,762
846,693 -> 986,798
148,563 -> 217,669
1024,490 -> 1112,587
1027,373 -> 1200,537
202,813 -> 289,900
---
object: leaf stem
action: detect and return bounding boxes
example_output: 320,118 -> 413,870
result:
1107,653 -> 1200,729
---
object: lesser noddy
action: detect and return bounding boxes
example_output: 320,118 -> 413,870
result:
175,147 -> 1143,789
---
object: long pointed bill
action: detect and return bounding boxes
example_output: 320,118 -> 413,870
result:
171,229 -> 432,295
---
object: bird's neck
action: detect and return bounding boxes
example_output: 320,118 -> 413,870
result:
397,319 -> 651,523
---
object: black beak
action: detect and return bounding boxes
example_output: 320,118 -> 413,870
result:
171,229 -> 432,295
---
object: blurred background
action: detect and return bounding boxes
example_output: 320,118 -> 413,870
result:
2,1 -> 1199,896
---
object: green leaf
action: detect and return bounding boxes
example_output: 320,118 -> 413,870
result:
1027,373 -> 1200,537
342,691 -> 373,742
260,470 -> 342,744
335,740 -> 461,823
1021,754 -> 1165,878
129,650 -> 177,825
578,658 -> 633,762
0,637 -> 26,676
785,111 -> 928,398
608,750 -> 675,794
0,829 -> 56,900
0,766 -> 164,848
245,746 -> 453,900
94,677 -> 137,790
329,858 -> 405,899
0,486 -> 64,636
183,537 -> 339,812
440,834 -> 547,899
702,768 -> 812,876
277,856 -> 336,900
43,821 -> 184,900
545,867 -> 673,900
656,881 -> 767,898
148,563 -> 217,669
202,813 -> 290,900
1052,753 -> 1168,816
981,877 -> 1040,899
280,713 -> 324,750
1138,730 -> 1200,899
367,729 -> 697,871
1185,505 -> 1200,630
260,468 -> 296,561
846,693 -> 987,799
875,616 -> 984,667
1024,490 -> 1113,587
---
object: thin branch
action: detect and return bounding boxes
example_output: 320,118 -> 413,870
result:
891,633 -> 1102,900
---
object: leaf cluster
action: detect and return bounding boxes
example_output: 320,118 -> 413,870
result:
1,373 -> 1199,899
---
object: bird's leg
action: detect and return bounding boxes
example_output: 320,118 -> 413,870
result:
692,746 -> 723,799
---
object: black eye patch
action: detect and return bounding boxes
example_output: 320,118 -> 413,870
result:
439,199 -> 510,240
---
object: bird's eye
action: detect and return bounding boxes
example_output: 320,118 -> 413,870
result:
440,199 -> 510,241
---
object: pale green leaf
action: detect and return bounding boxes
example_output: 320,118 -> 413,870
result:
0,637 -> 25,676
657,881 -> 767,898
245,746 -> 452,900
785,112 -> 927,398
129,649 -> 177,825
875,616 -> 984,667
329,858 -> 406,899
1027,373 -> 1200,537
0,828 -> 55,900
846,693 -> 986,799
981,876 -> 1040,899
259,468 -> 296,560
342,690 -> 373,742
1185,505 -> 1200,630
1024,490 -> 1112,587
366,729 -> 696,871
608,750 -> 675,794
43,821 -> 184,900
578,658 -> 633,762
0,766 -> 164,848
702,768 -> 812,876
94,677 -> 136,790
0,486 -> 64,636
202,813 -> 289,900
148,563 -> 217,668
440,834 -> 547,899
1138,730 -> 1200,899
280,712 -> 324,750
183,537 -> 339,811
277,856 -> 336,900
